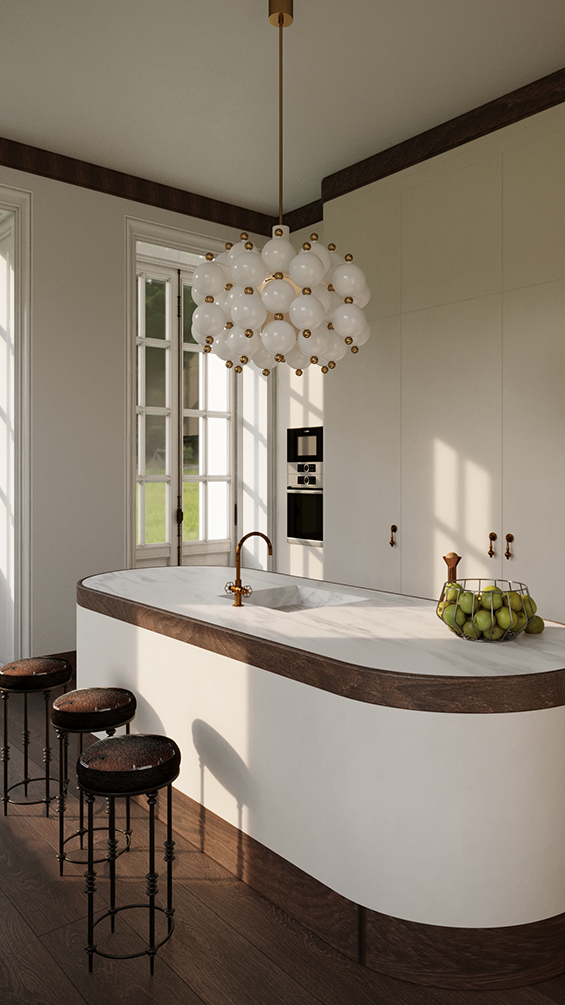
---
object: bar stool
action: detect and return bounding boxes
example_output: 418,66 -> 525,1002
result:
77,733 -> 181,974
0,656 -> 73,815
51,687 -> 137,874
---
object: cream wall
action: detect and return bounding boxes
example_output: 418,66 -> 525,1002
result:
0,165 -> 261,656
322,101 -> 565,621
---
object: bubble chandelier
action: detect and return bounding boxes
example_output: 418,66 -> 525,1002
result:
190,0 -> 371,377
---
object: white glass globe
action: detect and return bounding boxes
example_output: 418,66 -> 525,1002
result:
323,289 -> 344,322
323,250 -> 345,285
331,302 -> 366,338
231,292 -> 267,329
320,331 -> 347,363
311,284 -> 332,314
192,301 -> 226,337
353,285 -> 371,309
225,284 -> 245,311
251,345 -> 278,371
231,251 -> 267,289
210,331 -> 232,361
190,288 -> 206,306
225,325 -> 261,360
260,319 -> 297,355
296,324 -> 330,357
214,288 -> 232,315
288,293 -> 325,331
284,342 -> 312,370
190,324 -> 208,346
260,278 -> 296,314
261,235 -> 295,274
191,262 -> 226,297
308,240 -> 331,273
351,321 -> 371,347
332,262 -> 367,298
227,241 -> 248,266
288,250 -> 325,289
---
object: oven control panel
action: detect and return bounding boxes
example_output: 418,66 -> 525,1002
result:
287,461 -> 323,489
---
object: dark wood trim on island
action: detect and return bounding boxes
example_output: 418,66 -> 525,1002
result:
77,579 -> 565,715
150,785 -> 565,990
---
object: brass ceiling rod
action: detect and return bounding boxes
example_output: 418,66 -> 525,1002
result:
269,1 -> 294,225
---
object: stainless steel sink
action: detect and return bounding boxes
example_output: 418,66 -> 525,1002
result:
244,584 -> 365,613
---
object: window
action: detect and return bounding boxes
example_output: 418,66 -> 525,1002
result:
135,247 -> 234,567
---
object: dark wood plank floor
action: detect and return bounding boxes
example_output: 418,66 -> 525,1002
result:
1,657 -> 565,1005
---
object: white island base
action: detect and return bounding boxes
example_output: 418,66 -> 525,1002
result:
77,567 -> 565,989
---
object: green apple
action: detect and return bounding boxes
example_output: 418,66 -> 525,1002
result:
488,624 -> 505,641
496,606 -> 518,631
463,620 -> 481,639
474,609 -> 494,633
443,604 -> 466,629
445,582 -> 463,603
522,596 -> 537,618
480,587 -> 503,611
525,615 -> 545,634
458,591 -> 476,615
513,612 -> 528,632
503,591 -> 522,612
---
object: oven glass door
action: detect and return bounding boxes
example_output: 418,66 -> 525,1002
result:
287,490 -> 323,543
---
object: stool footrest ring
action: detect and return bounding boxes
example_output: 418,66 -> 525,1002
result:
61,825 -> 131,865
90,903 -> 174,960
5,776 -> 58,804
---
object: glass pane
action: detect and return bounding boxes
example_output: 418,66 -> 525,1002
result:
145,482 -> 167,544
183,285 -> 197,345
183,416 -> 201,475
136,343 -> 142,406
208,481 -> 228,540
145,277 -> 167,339
145,346 -> 167,407
183,351 -> 199,410
136,414 -> 142,475
208,417 -> 229,475
136,274 -> 140,337
207,352 -> 229,412
183,482 -> 201,541
145,415 -> 167,474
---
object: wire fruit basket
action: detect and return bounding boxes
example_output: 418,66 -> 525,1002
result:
436,579 -> 536,642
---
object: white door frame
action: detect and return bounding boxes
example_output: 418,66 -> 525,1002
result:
0,185 -> 32,659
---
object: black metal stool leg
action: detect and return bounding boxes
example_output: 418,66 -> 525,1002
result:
107,796 -> 117,934
164,784 -> 175,935
85,792 -> 96,973
2,692 -> 9,816
57,729 -> 66,875
43,689 -> 52,816
79,733 -> 85,849
147,792 -> 158,975
23,693 -> 30,795
126,722 -> 131,846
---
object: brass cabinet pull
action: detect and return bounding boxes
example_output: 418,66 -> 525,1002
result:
488,532 -> 497,558
505,533 -> 514,560
389,525 -> 397,547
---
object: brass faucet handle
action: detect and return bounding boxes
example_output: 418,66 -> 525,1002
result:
224,581 -> 236,596
242,585 -> 253,598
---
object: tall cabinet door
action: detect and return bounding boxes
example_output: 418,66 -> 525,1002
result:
502,281 -> 565,623
401,296 -> 503,600
324,316 -> 401,593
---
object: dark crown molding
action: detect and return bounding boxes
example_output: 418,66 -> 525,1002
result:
1,66 -> 564,234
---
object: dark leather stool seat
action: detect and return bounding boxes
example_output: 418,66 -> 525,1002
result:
51,687 -> 137,873
78,733 -> 181,974
0,656 -> 72,815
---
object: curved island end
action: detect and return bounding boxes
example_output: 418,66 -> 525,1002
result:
77,566 -> 565,989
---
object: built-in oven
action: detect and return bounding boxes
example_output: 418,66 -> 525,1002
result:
287,426 -> 323,545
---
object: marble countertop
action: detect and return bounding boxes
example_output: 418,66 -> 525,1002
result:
80,567 -> 565,680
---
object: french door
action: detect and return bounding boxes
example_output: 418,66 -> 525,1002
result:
135,258 -> 234,568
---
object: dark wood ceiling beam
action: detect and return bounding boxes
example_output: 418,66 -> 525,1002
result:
322,66 -> 565,203
0,135 -> 276,236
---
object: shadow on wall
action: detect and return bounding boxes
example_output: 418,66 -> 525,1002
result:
192,718 -> 255,879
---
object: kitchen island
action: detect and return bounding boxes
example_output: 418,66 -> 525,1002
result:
77,566 -> 565,989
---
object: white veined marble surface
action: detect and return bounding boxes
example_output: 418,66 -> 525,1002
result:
82,566 -> 565,679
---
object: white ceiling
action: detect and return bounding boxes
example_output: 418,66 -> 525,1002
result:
3,1 -> 565,216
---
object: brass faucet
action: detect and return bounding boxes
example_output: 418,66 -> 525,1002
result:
225,532 -> 273,607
